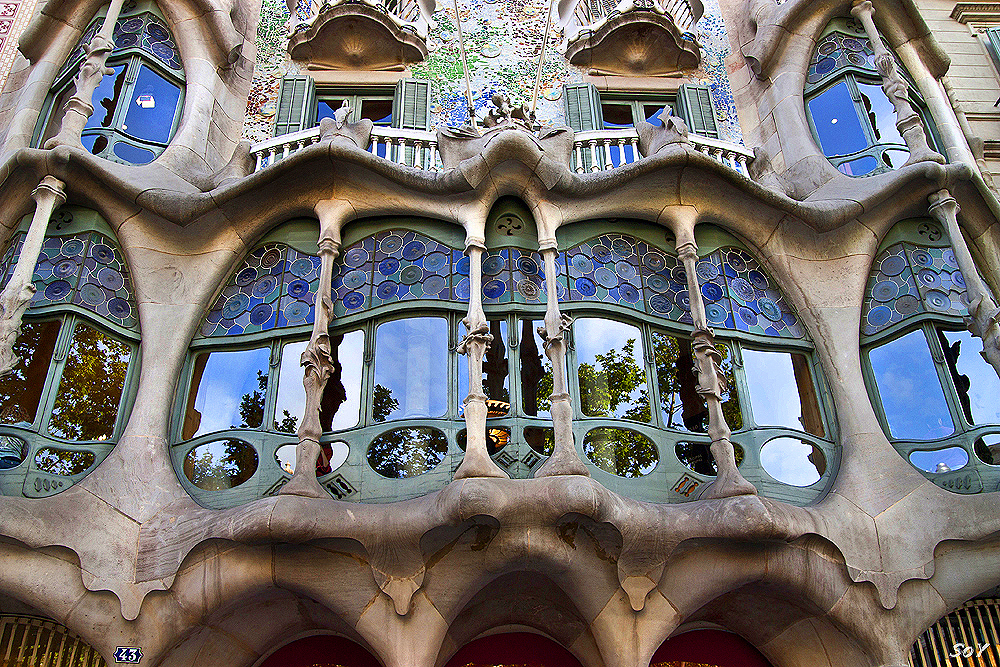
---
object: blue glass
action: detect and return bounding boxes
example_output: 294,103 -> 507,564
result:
760,437 -> 823,486
909,446 -> 968,473
317,99 -> 347,123
940,329 -> 1000,426
113,142 -> 156,165
185,347 -> 270,438
373,317 -> 448,422
857,82 -> 904,146
869,330 -> 954,440
742,349 -> 820,433
85,64 -> 128,130
808,82 -> 867,157
838,155 -> 879,176
122,64 -> 181,143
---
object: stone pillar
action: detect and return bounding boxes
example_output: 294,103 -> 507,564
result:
534,243 -> 589,477
282,236 -> 340,498
849,0 -> 943,167
454,242 -> 507,479
928,189 -> 1000,377
0,176 -> 66,378
676,234 -> 756,498
45,0 -> 127,149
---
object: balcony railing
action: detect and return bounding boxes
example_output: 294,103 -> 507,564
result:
567,0 -> 698,39
292,0 -> 423,33
248,125 -> 754,177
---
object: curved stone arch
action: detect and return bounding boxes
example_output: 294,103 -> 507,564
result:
441,632 -> 591,667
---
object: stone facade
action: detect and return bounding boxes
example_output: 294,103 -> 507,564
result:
0,0 -> 998,664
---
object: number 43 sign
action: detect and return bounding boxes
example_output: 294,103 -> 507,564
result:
114,647 -> 143,663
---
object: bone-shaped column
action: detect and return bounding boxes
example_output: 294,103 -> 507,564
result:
0,176 -> 66,378
46,0 -> 127,149
850,0 -> 944,167
676,234 -> 757,498
454,241 -> 507,479
928,189 -> 1000,377
534,244 -> 589,477
282,235 -> 340,498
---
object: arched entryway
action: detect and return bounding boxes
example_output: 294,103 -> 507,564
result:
444,632 -> 583,667
651,629 -> 773,667
259,635 -> 382,667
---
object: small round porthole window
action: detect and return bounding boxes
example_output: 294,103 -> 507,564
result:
675,441 -> 744,476
367,426 -> 448,478
183,438 -> 258,490
760,437 -> 825,486
275,441 -> 349,475
583,427 -> 658,477
0,435 -> 27,469
34,447 -> 96,476
909,446 -> 968,473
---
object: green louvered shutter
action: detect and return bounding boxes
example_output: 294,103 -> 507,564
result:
393,78 -> 432,130
985,28 -> 1000,78
274,75 -> 317,136
677,83 -> 719,139
563,82 -> 604,171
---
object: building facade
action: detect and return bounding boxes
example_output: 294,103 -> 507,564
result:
0,0 -> 999,663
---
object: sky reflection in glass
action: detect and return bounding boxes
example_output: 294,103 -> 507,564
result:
808,82 -> 867,158
189,347 -> 269,438
575,318 -> 650,421
374,317 -> 447,422
760,437 -> 823,486
939,329 -> 1000,426
909,446 -> 968,473
869,330 -> 954,440
459,320 -> 509,416
122,65 -> 181,143
276,331 -> 364,432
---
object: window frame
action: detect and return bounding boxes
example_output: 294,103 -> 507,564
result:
315,88 -> 396,128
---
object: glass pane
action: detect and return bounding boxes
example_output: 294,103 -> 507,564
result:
575,318 -> 650,421
0,320 -> 61,426
643,103 -> 669,126
742,349 -> 824,436
360,98 -> 393,126
367,426 -> 448,478
183,438 -> 258,490
675,441 -> 744,476
85,64 -> 128,130
34,446 -> 95,475
373,317 -> 448,422
112,141 -> 156,165
121,64 -> 181,144
520,319 -> 556,418
274,331 -> 364,433
524,426 -> 553,455
457,427 -> 510,456
838,155 -> 879,176
602,102 -> 634,128
939,329 -> 1000,426
975,434 -> 1000,465
808,81 -> 868,157
317,99 -> 348,123
857,82 -> 904,146
183,346 -> 269,439
583,427 -> 658,477
459,320 -> 509,417
0,434 -> 27,469
654,332 -> 742,432
48,323 -> 131,441
274,440 -> 349,476
869,330 -> 954,440
760,437 -> 825,486
909,446 -> 968,473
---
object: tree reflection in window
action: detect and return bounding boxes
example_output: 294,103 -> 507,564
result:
575,319 -> 650,421
675,441 -> 744,476
367,426 -> 448,478
183,347 -> 269,439
48,323 -> 131,441
373,317 -> 447,422
183,438 -> 258,490
34,446 -> 96,475
653,332 -> 742,432
583,427 -> 658,477
0,320 -> 60,427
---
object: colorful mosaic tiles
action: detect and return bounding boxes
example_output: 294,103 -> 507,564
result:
862,242 -> 968,337
0,232 -> 139,332
200,244 -> 320,337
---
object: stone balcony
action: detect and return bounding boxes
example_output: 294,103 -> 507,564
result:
562,0 -> 702,75
287,0 -> 429,70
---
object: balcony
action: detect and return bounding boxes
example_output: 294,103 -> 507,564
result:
248,125 -> 753,176
287,0 -> 429,70
562,0 -> 702,76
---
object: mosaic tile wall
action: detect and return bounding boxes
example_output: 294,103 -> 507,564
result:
243,0 -> 743,143
0,0 -> 36,96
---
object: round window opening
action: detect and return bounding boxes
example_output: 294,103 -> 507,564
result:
583,427 -> 658,477
183,438 -> 258,490
275,441 -> 349,476
367,426 -> 448,478
760,437 -> 825,487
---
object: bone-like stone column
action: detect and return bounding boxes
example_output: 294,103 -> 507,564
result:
849,0 -> 944,167
534,244 -> 589,477
676,235 -> 757,498
45,0 -> 127,149
928,189 -> 1000,376
0,176 -> 66,378
454,241 -> 508,479
282,236 -> 340,498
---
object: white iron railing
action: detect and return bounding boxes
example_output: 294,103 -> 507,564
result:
248,125 -> 754,177
567,0 -> 699,43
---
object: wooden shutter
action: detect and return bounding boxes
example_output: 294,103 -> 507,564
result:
677,83 -> 719,139
562,82 -> 603,131
274,75 -> 316,136
393,79 -> 432,130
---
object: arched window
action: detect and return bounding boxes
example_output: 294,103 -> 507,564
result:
0,206 -> 140,498
861,218 -> 1000,493
34,0 -> 184,165
804,18 -> 935,177
175,209 -> 835,508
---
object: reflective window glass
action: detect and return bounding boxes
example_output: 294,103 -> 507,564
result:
121,65 -> 181,143
183,438 -> 258,490
459,320 -> 509,417
0,434 -> 26,469
367,426 -> 448,478
0,320 -> 61,426
112,142 -> 156,164
857,82 -> 904,146
183,346 -> 270,439
760,437 -> 825,486
373,317 -> 448,422
360,99 -> 393,125
583,427 -> 658,477
938,329 -> 1000,427
653,332 -> 742,432
275,331 -> 364,433
86,64 -> 128,130
808,82 -> 867,158
524,426 -> 553,456
48,323 -> 131,441
34,446 -> 95,475
602,102 -> 634,128
519,319 -> 554,418
742,348 -> 824,436
675,441 -> 744,476
575,318 -> 650,421
869,330 -> 954,440
909,446 -> 968,473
